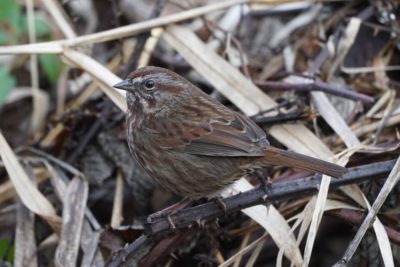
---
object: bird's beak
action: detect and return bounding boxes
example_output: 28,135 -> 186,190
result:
113,80 -> 131,91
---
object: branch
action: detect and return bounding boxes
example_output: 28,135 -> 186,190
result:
254,80 -> 374,104
145,159 -> 395,236
251,109 -> 313,126
106,160 -> 395,266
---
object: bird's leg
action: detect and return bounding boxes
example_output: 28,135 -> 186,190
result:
275,100 -> 289,114
255,171 -> 272,214
166,216 -> 176,230
256,170 -> 272,195
147,196 -> 192,229
211,196 -> 228,216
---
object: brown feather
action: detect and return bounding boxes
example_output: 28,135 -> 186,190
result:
261,147 -> 346,177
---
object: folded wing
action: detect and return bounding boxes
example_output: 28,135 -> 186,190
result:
156,111 -> 269,157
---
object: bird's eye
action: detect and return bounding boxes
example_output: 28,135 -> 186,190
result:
144,79 -> 155,90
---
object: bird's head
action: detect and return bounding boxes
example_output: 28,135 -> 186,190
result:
113,66 -> 192,115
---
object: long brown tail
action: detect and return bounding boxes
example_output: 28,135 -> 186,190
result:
262,147 -> 346,178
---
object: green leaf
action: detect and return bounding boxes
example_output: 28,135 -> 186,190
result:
39,54 -> 62,84
0,0 -> 21,44
19,17 -> 51,39
0,1 -> 50,44
0,67 -> 16,105
0,0 -> 20,30
0,31 -> 7,44
0,238 -> 14,262
34,18 -> 50,38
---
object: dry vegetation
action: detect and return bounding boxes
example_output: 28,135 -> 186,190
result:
0,0 -> 399,266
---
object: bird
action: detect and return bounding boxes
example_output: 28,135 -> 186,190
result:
113,66 -> 346,200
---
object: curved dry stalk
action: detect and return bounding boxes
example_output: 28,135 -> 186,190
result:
0,133 -> 61,232
334,157 -> 400,267
0,0 -> 247,54
41,0 -> 76,38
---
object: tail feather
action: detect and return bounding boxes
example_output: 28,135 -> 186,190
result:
262,147 -> 346,178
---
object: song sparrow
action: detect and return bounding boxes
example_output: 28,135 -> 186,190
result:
114,66 -> 346,199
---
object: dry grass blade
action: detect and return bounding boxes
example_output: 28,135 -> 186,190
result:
0,0 -> 247,55
335,157 -> 400,266
339,174 -> 393,267
366,90 -> 394,118
218,233 -> 268,267
329,17 -> 361,80
311,92 -> 360,147
138,28 -> 164,68
283,75 -> 360,148
111,170 -> 124,228
277,198 -> 361,267
221,179 -> 303,266
55,177 -> 89,267
269,3 -> 322,48
372,218 -> 394,267
303,176 -> 331,266
233,228 -> 252,267
293,199 -> 360,243
0,167 -> 48,204
303,153 -> 351,266
61,49 -> 126,111
353,113 -> 400,137
15,202 -> 37,267
29,87 -> 49,134
56,68 -> 69,115
0,132 -> 61,231
244,240 -> 264,267
0,42 -> 63,54
27,0 -> 49,135
80,230 -> 103,267
341,65 -> 400,74
45,164 -> 104,266
293,197 -> 316,252
41,0 -> 76,38
65,0 -> 247,46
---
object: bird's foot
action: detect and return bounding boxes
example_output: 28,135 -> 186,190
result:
147,197 -> 191,230
211,196 -> 228,216
147,210 -> 176,229
255,171 -> 272,214
256,171 -> 272,196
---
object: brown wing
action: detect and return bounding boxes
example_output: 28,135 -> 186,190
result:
153,111 -> 269,157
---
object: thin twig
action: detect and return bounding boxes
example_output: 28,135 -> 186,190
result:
66,100 -> 114,164
122,0 -> 166,76
105,235 -> 153,267
328,209 -> 400,245
252,110 -> 313,126
254,80 -> 374,104
105,230 -> 191,267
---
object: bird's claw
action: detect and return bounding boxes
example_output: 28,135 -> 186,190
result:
212,196 -> 228,216
147,211 -> 176,230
